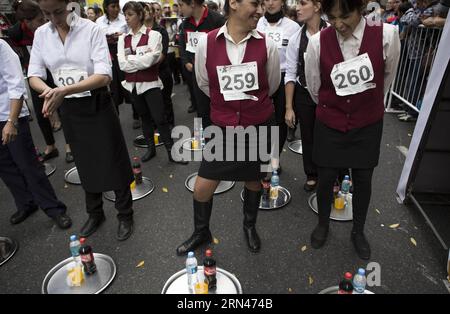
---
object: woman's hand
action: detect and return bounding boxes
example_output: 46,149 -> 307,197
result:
285,108 -> 296,129
2,121 -> 18,145
42,87 -> 67,118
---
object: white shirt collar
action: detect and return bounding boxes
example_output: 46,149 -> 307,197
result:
337,17 -> 365,42
216,23 -> 262,45
49,13 -> 81,32
127,24 -> 147,36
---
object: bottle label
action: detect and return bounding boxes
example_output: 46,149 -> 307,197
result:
81,254 -> 93,263
133,168 -> 142,174
187,265 -> 197,274
204,266 -> 216,276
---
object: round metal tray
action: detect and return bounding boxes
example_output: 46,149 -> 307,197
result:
308,192 -> 353,221
104,177 -> 154,202
133,134 -> 164,148
162,266 -> 242,294
240,186 -> 291,210
44,163 -> 56,177
181,138 -> 204,162
185,173 -> 235,195
318,286 -> 374,294
288,139 -> 303,155
0,237 -> 19,266
64,167 -> 81,185
42,253 -> 116,294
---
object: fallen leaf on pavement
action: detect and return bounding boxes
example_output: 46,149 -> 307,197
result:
136,261 -> 145,268
162,187 -> 168,193
213,238 -> 219,244
410,238 -> 417,246
301,245 -> 307,252
309,276 -> 314,285
375,209 -> 381,214
169,174 -> 173,179
390,223 -> 400,229
288,288 -> 292,292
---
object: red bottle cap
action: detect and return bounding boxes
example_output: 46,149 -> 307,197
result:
79,237 -> 86,244
344,272 -> 353,280
205,249 -> 212,257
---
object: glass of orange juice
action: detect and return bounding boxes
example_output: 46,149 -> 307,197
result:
334,193 -> 345,210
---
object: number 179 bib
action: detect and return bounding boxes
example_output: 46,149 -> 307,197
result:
330,53 -> 376,97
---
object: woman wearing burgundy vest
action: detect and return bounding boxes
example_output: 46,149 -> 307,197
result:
176,0 -> 281,255
118,2 -> 187,165
285,0 -> 327,192
304,0 -> 400,259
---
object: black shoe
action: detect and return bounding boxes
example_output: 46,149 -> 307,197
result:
10,207 -> 38,225
243,188 -> 262,253
351,231 -> 371,260
65,152 -> 74,163
187,105 -> 196,113
176,199 -> 213,256
311,223 -> 329,249
79,215 -> 105,237
132,119 -> 141,129
41,148 -> 59,161
141,148 -> 156,162
53,213 -> 72,229
176,229 -> 212,256
303,179 -> 317,192
117,219 -> 134,241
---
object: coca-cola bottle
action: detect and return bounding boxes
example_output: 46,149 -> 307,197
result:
132,157 -> 143,185
338,272 -> 354,294
79,238 -> 97,275
203,249 -> 217,291
261,175 -> 271,202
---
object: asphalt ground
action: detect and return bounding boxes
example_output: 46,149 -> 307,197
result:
0,84 -> 449,294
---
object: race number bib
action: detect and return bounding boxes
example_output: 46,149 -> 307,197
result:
186,31 -> 206,53
330,53 -> 376,96
266,28 -> 283,48
52,68 -> 91,98
217,61 -> 259,101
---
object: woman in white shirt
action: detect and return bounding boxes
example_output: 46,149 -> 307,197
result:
284,0 -> 327,192
118,1 -> 187,164
257,0 -> 300,170
28,0 -> 135,241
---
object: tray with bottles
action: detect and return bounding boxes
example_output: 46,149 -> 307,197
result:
239,187 -> 291,210
318,286 -> 374,294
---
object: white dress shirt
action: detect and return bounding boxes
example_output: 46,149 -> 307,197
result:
117,25 -> 163,94
256,16 -> 300,73
195,23 -> 281,98
28,16 -> 112,84
0,39 -> 29,121
305,18 -> 400,104
96,14 -> 128,36
285,26 -> 312,86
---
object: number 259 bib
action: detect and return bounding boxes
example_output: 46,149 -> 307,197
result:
217,61 -> 259,101
53,68 -> 91,98
330,53 -> 376,96
186,32 -> 206,53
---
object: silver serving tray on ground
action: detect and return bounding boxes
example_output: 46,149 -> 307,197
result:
181,138 -> 204,161
162,266 -> 242,294
0,237 -> 19,266
42,253 -> 116,294
104,177 -> 154,202
185,173 -> 235,195
64,167 -> 81,185
240,186 -> 291,210
308,192 -> 353,221
318,286 -> 374,294
133,133 -> 164,148
288,139 -> 303,155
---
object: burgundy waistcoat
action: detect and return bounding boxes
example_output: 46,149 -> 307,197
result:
124,28 -> 159,83
205,29 -> 274,127
317,22 -> 384,132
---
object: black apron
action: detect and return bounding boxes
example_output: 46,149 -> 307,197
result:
59,88 -> 133,193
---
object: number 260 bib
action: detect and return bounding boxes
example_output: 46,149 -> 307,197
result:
216,62 -> 259,101
52,68 -> 91,98
330,53 -> 376,97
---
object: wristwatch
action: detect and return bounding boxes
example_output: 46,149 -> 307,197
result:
7,119 -> 19,129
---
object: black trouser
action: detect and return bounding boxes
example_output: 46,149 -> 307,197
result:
85,186 -> 133,221
316,167 -> 374,233
0,118 -> 66,217
193,70 -> 212,128
160,67 -> 175,127
131,87 -> 173,147
167,52 -> 181,83
110,56 -> 126,110
295,83 -> 318,180
183,68 -> 197,111
273,73 -> 287,156
29,87 -> 55,146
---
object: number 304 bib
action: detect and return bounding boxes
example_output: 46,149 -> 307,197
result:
330,53 -> 376,96
217,61 -> 259,101
53,68 -> 91,98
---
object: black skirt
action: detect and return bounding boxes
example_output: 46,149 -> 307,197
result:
198,116 -> 275,181
312,119 -> 383,169
59,89 -> 133,193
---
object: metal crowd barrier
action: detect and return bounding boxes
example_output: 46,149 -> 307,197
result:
386,25 -> 444,113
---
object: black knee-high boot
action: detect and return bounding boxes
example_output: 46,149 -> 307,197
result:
176,199 -> 213,256
141,131 -> 156,162
243,187 -> 261,253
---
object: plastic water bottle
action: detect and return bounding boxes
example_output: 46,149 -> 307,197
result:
341,175 -> 351,194
69,235 -> 81,263
270,170 -> 280,201
353,268 -> 367,294
186,251 -> 198,293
